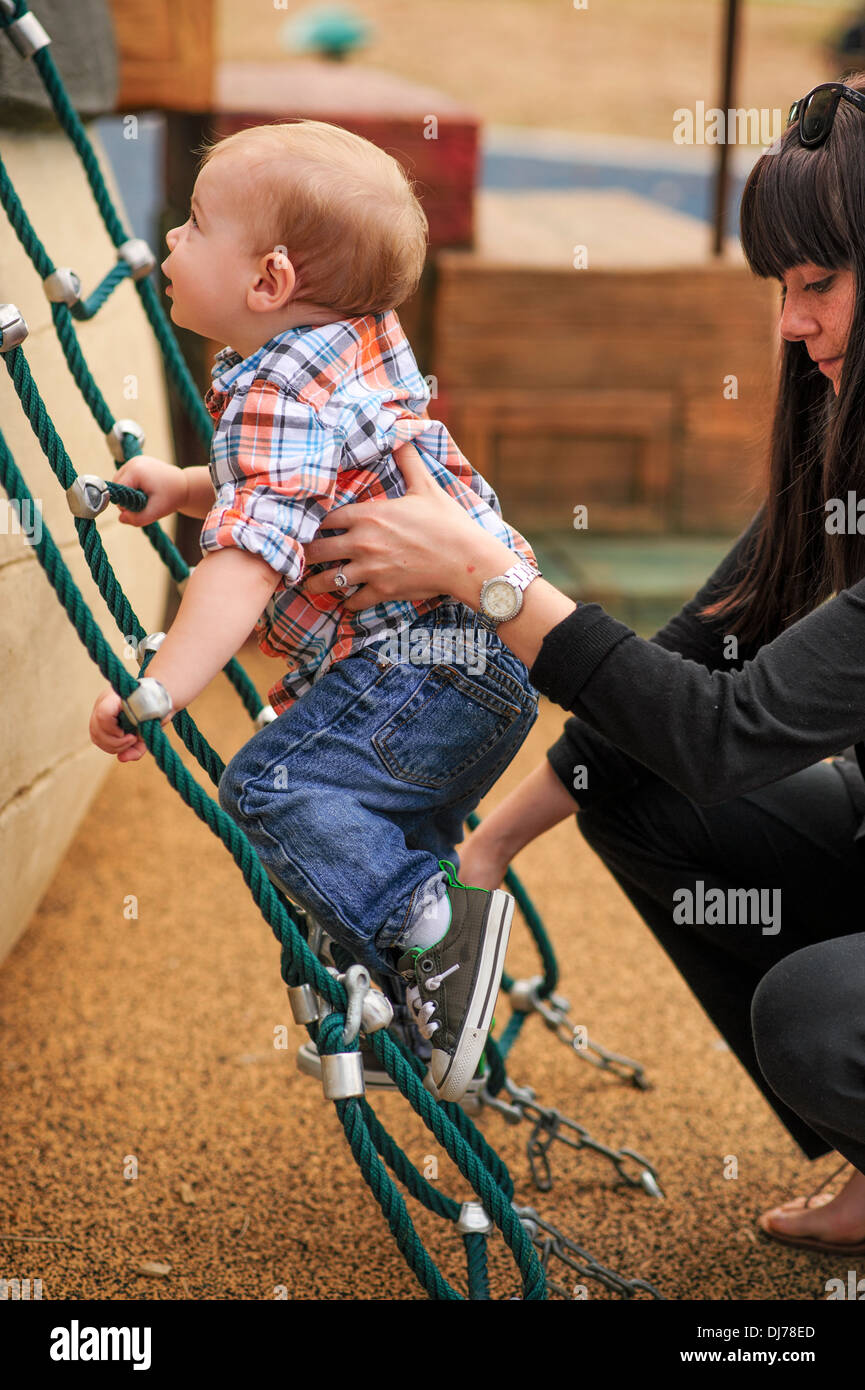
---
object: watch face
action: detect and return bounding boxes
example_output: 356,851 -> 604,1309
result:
483,579 -> 519,620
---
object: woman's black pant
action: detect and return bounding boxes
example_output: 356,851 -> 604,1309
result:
574,752 -> 865,1173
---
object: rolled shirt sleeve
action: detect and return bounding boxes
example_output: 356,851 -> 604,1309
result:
200,380 -> 343,587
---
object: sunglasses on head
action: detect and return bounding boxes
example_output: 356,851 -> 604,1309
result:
787,82 -> 865,148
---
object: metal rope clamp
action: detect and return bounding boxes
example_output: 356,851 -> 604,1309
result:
0,303 -> 28,352
509,975 -> 546,1013
65,475 -> 109,519
43,269 -> 82,307
287,983 -> 320,1026
136,631 -> 165,665
118,239 -> 157,282
318,963 -> 394,1035
457,1201 -> 493,1236
107,419 -> 146,462
119,676 -> 173,728
0,2 -> 51,58
319,964 -> 372,1100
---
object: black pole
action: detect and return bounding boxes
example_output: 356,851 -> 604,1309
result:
712,0 -> 742,257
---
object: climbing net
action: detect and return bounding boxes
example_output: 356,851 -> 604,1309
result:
0,0 -> 664,1300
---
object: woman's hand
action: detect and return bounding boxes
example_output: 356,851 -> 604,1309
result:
89,686 -> 147,762
114,455 -> 188,527
302,440 -> 514,611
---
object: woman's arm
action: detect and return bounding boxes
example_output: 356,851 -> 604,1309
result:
302,444 -> 864,808
458,758 -> 582,888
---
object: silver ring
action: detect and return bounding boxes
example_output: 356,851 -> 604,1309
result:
334,568 -> 348,590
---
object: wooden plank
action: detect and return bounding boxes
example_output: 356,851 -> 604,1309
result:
436,255 -> 780,323
431,257 -> 777,533
446,387 -> 677,533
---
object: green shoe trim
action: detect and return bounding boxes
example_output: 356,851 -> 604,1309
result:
439,857 -> 486,892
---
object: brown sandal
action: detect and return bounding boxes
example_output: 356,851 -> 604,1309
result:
757,1161 -> 865,1254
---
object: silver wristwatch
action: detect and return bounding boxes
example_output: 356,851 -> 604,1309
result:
120,676 -> 175,728
478,561 -> 540,628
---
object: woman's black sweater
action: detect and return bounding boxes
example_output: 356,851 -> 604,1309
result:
528,508 -> 865,826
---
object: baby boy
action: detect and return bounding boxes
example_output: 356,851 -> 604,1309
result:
89,119 -> 541,1102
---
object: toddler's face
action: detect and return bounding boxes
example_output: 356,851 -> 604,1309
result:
161,156 -> 258,343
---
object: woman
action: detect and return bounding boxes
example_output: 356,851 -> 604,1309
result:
301,75 -> 865,1254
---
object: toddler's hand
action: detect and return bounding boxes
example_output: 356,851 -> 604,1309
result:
89,686 -> 147,762
114,455 -> 188,526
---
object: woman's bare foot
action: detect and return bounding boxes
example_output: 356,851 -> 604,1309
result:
759,1165 -> 865,1246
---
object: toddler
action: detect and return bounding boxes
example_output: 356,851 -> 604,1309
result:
89,120 -> 540,1102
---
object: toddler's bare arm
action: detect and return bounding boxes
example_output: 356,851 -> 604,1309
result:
134,548 -> 281,716
180,466 -> 217,519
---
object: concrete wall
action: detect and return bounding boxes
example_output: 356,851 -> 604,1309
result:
0,124 -> 177,965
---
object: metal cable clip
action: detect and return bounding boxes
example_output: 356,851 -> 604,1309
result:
117,239 -> 157,281
136,631 -> 165,664
119,676 -> 173,728
65,475 -> 109,519
107,419 -> 145,461
456,1201 -> 493,1236
287,984 -> 320,1025
0,3 -> 50,58
0,303 -> 28,352
43,268 -> 81,306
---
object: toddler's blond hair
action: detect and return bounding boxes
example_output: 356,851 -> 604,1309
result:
194,119 -> 429,317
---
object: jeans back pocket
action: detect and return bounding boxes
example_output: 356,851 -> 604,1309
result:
372,663 -> 524,788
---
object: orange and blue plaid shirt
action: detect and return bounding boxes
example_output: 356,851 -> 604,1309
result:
200,309 -> 537,716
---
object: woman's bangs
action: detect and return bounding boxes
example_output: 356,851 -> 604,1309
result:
740,137 -> 850,280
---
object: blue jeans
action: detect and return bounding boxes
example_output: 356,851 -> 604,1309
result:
217,602 -> 539,976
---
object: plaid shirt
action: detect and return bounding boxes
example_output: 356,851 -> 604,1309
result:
200,310 -> 537,715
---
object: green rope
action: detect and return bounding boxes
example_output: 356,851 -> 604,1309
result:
464,1233 -> 490,1300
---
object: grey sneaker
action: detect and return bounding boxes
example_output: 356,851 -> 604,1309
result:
397,859 -> 514,1103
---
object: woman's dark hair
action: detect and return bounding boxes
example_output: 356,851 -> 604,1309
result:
699,69 -> 865,645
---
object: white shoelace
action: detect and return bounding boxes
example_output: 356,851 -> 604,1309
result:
406,963 -> 460,1039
